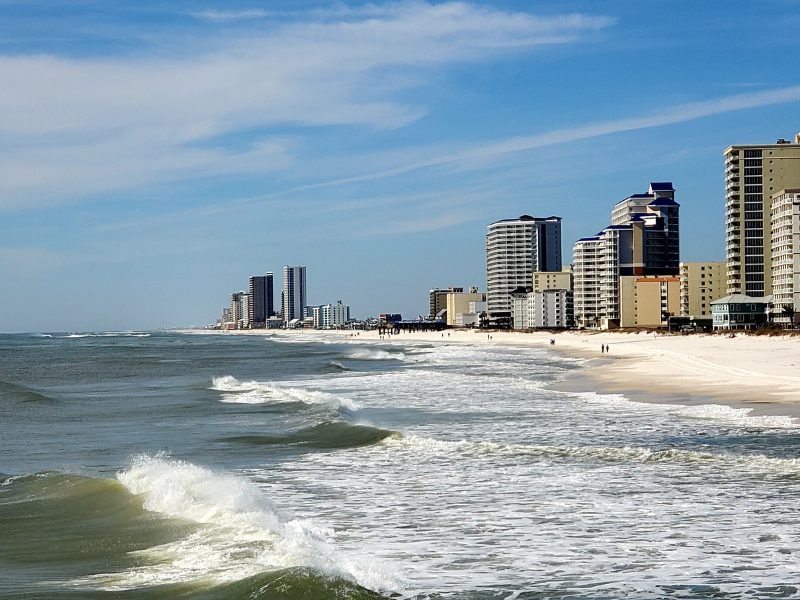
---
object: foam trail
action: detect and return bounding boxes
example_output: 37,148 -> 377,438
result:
383,434 -> 800,474
211,376 -> 359,410
92,455 -> 403,592
573,391 -> 799,429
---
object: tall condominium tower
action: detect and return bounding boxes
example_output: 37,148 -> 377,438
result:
486,215 -> 562,319
572,182 -> 680,329
282,265 -> 307,324
248,272 -> 274,326
724,134 -> 800,296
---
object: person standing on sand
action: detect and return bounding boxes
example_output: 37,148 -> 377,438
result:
601,344 -> 604,353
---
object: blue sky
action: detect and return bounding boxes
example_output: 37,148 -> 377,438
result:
1,0 -> 799,332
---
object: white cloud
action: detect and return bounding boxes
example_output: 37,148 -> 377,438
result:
0,2 -> 613,210
298,85 -> 800,190
189,9 -> 272,21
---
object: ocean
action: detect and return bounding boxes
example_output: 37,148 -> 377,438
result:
2,330 -> 800,599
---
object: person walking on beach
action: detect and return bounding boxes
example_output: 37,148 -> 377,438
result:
601,344 -> 604,354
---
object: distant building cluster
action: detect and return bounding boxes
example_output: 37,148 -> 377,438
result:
217,266 -> 352,330
470,131 -> 800,332
214,131 -> 800,334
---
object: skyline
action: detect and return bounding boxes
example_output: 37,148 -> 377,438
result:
2,1 -> 800,332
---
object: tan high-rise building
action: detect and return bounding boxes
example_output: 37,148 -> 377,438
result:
724,134 -> 800,297
679,261 -> 727,318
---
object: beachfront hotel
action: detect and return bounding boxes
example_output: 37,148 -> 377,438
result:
724,134 -> 800,297
486,215 -> 562,324
282,265 -> 307,326
679,261 -> 726,318
572,183 -> 680,329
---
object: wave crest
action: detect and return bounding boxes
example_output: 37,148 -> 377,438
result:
104,454 -> 402,592
210,376 -> 359,410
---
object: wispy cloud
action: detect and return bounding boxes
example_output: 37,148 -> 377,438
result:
0,2 -> 613,211
189,9 -> 272,22
296,84 -> 800,191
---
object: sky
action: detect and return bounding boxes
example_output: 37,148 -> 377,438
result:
1,0 -> 800,332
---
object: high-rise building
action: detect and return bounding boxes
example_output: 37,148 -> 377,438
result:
572,183 -> 680,329
679,261 -> 727,318
248,273 -> 274,326
724,134 -> 800,297
573,236 -> 603,329
230,291 -> 251,329
282,265 -> 307,324
486,215 -> 562,320
770,188 -> 800,325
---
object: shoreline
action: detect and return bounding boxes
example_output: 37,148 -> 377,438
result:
202,327 -> 800,419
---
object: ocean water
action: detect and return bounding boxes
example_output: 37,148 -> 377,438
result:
2,331 -> 800,599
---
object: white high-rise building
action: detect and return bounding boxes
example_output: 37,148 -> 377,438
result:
316,301 -> 350,329
770,188 -> 800,325
573,236 -> 603,329
486,215 -> 562,322
282,265 -> 307,325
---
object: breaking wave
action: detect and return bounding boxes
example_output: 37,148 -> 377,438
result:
97,454 -> 403,593
211,376 -> 359,410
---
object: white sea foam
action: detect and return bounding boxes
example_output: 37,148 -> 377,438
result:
345,349 -> 406,361
78,455 -> 404,592
61,331 -> 151,339
381,434 -> 800,474
574,390 -> 799,428
210,375 -> 359,410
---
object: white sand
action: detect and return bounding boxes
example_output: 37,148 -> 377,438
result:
296,328 -> 800,406
217,327 -> 800,408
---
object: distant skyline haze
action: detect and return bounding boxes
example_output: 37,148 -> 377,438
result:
1,1 -> 799,332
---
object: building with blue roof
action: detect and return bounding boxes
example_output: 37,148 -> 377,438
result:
573,182 -> 681,329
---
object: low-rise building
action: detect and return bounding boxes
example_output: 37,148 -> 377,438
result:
711,294 -> 772,330
510,287 -> 573,329
429,287 -> 462,319
620,276 -> 680,328
445,287 -> 486,326
455,300 -> 487,327
316,300 -> 350,329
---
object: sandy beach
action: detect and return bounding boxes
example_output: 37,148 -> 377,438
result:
243,327 -> 800,415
